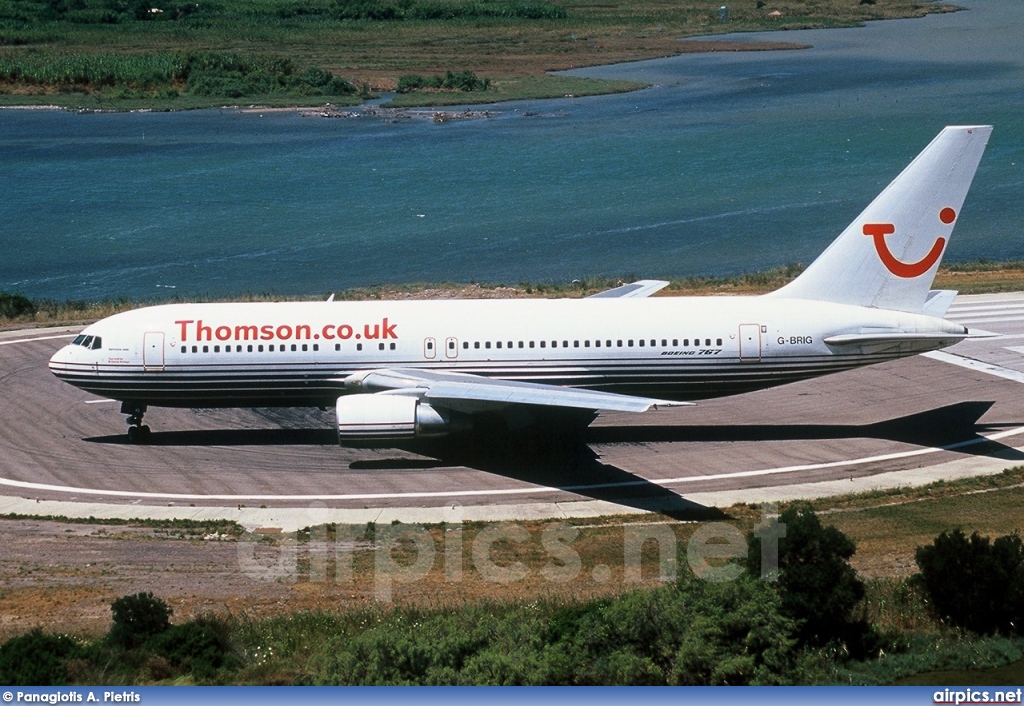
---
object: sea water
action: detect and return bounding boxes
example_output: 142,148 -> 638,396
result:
0,0 -> 1021,301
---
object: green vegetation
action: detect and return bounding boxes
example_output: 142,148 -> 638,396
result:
915,530 -> 1024,636
397,69 -> 490,93
0,0 -> 958,109
0,50 -> 358,103
747,504 -> 867,650
9,479 -> 1024,676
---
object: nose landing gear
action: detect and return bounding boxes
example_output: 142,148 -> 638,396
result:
121,401 -> 151,443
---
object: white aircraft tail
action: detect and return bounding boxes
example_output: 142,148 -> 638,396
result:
769,125 -> 992,313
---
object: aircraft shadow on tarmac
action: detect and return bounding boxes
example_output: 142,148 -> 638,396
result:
82,401 -> 1020,518
587,401 -> 1024,461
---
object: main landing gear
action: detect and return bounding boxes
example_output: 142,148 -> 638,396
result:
121,401 -> 151,443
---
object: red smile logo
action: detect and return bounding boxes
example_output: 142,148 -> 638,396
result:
863,208 -> 956,278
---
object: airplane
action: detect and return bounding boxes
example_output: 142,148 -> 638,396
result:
50,125 -> 992,445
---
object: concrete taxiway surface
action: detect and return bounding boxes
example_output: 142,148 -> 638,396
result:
2,292 -> 1024,529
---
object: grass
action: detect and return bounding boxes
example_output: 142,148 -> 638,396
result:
0,0 -> 959,108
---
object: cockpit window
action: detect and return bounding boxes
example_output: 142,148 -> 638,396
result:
71,335 -> 102,350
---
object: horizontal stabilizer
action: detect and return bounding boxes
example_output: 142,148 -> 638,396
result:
824,331 -> 972,346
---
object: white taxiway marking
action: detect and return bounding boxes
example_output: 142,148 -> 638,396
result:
923,351 -> 1024,385
0,334 -> 76,346
1,425 -> 1023,502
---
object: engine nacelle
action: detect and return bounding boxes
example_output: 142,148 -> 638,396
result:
336,394 -> 449,445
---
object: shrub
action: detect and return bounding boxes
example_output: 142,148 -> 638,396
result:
148,622 -> 234,680
914,529 -> 1024,635
109,592 -> 172,649
746,504 -> 866,647
0,292 -> 36,319
0,629 -> 81,685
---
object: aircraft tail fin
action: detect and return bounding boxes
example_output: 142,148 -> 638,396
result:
769,126 -> 992,313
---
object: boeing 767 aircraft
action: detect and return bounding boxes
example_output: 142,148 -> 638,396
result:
50,126 -> 992,445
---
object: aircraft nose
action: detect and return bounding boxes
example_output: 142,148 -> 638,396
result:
49,344 -> 74,376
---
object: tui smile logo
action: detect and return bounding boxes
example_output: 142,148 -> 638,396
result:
863,208 -> 956,278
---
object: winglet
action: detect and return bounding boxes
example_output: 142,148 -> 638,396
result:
769,126 -> 992,313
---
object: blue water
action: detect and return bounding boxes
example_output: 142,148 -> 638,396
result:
1,0 -> 1022,301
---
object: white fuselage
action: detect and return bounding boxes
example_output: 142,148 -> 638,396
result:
48,295 -> 966,408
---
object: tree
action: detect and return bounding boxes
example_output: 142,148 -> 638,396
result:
746,504 -> 865,646
914,529 -> 1024,635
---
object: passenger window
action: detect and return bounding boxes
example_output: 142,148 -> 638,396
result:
661,339 -> 667,347
302,344 -> 308,352
540,341 -> 546,348
584,341 -> 589,347
291,344 -> 297,352
474,342 -> 480,349
716,339 -> 722,346
617,340 -> 623,347
192,346 -> 198,353
594,340 -> 600,347
485,342 -> 491,349
606,340 -> 612,347
529,341 -> 535,348
335,344 -> 341,351
389,343 -> 396,350
463,342 -> 469,349
518,341 -> 524,348
573,341 -> 579,348
181,347 -> 187,355
508,342 -> 513,348
203,345 -> 209,353
563,341 -> 568,348
672,339 -> 678,346
258,345 -> 264,352
313,344 -> 319,351
705,339 -> 711,346
214,345 -> 220,353
357,343 -> 363,351
248,345 -> 253,352
628,340 -> 634,347
639,340 -> 645,347
378,343 -> 385,351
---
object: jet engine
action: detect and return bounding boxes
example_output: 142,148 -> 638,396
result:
335,394 -> 450,445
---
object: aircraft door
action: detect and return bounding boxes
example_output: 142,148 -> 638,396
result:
143,332 -> 165,371
738,324 -> 761,362
445,337 -> 459,360
424,337 -> 437,359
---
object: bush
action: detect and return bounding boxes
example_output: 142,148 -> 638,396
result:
0,629 -> 81,685
148,621 -> 234,680
914,529 -> 1024,635
109,592 -> 172,649
746,504 -> 866,647
0,292 -> 36,319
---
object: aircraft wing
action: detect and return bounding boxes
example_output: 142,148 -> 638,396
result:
586,280 -> 670,299
341,368 -> 692,413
